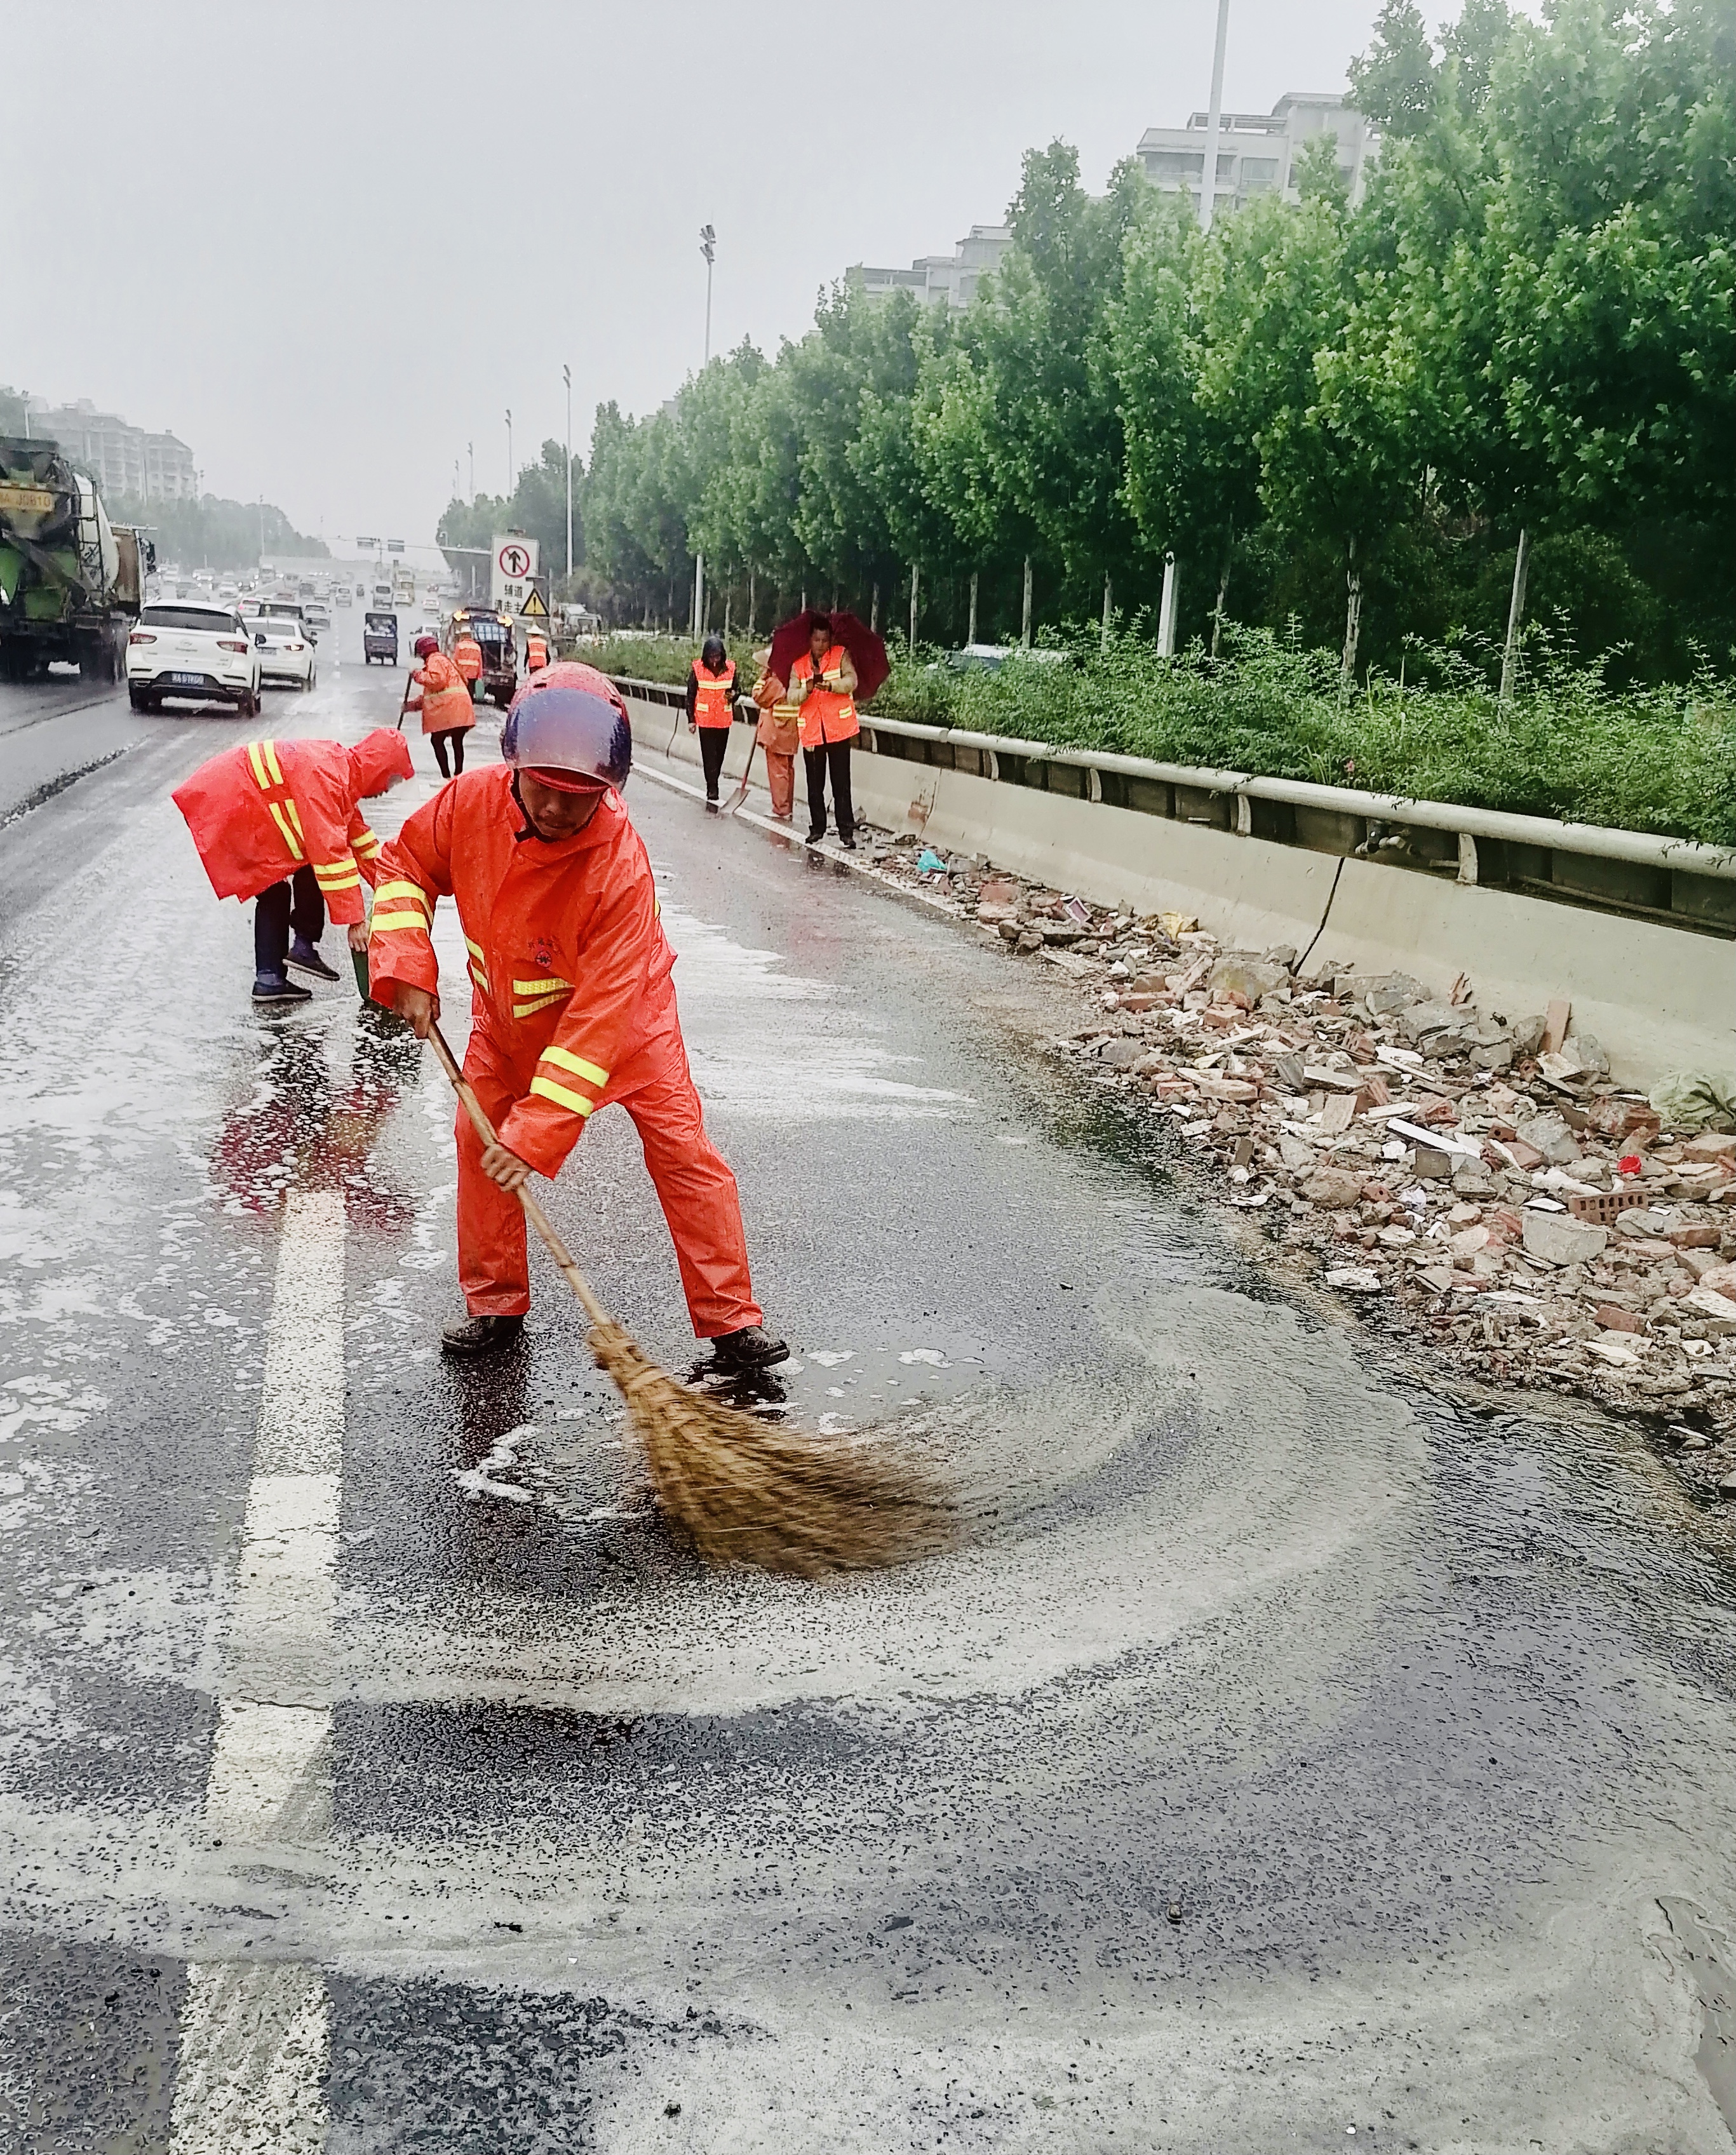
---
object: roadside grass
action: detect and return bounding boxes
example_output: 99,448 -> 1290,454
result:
593,626 -> 1736,847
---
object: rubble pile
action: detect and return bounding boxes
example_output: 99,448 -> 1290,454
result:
859,829 -> 1736,1486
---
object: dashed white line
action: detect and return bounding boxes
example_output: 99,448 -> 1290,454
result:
170,1186 -> 344,2148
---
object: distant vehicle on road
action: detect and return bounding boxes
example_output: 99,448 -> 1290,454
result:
362,611 -> 399,665
259,600 -> 306,631
304,601 -> 331,634
445,605 -> 516,708
254,616 -> 316,691
126,600 -> 260,715
370,582 -> 392,607
333,586 -> 352,607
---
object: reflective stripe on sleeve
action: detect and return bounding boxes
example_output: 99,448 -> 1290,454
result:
539,1044 -> 608,1088
262,739 -> 284,786
369,910 -> 433,932
528,1075 -> 596,1118
374,880 -> 432,916
353,829 -> 381,857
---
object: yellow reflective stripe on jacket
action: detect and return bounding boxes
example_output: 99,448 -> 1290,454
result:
262,738 -> 283,785
539,1044 -> 608,1088
512,976 -> 572,995
370,909 -> 432,933
352,828 -> 381,857
266,801 -> 304,859
528,1074 -> 596,1118
374,880 -> 431,916
313,857 -> 360,885
465,937 -> 487,960
246,740 -> 270,788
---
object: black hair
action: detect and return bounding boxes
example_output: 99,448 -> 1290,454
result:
701,634 -> 726,665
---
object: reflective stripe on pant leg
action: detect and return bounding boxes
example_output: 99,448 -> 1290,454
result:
455,1040 -> 531,1316
614,1026 -> 762,1339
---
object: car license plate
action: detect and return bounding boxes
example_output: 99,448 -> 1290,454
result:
168,671 -> 206,687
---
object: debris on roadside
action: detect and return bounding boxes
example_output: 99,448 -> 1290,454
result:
853,826 -> 1736,1489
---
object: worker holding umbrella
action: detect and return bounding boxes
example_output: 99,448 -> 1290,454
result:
766,610 -> 890,850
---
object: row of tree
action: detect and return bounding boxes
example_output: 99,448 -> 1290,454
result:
439,0 -> 1734,681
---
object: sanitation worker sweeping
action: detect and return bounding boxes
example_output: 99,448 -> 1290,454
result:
368,662 -> 952,1574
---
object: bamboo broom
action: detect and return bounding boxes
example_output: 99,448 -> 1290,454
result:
425,1022 -> 953,1576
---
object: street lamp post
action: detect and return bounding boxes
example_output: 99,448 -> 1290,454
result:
563,363 -> 572,585
468,441 -> 474,497
505,409 -> 513,499
693,224 -> 716,637
1199,0 -> 1231,234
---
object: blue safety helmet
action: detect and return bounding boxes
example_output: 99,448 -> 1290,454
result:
499,661 -> 633,791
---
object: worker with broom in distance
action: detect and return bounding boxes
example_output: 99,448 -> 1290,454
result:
368,661 -> 789,1369
788,612 -> 859,849
404,630 -> 474,778
172,728 -> 413,1006
684,633 -> 736,810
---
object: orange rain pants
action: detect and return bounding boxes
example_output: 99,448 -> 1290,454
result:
455,992 -> 761,1327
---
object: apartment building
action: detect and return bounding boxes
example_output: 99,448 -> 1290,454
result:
1136,91 -> 1378,217
849,224 -> 1013,311
24,398 -> 198,503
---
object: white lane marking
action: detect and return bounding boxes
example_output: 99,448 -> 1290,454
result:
170,1187 -> 343,2148
167,1961 -> 330,2155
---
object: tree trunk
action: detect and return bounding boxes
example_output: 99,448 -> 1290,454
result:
967,569 -> 978,647
1157,553 -> 1178,656
909,561 -> 919,650
1101,572 -> 1112,651
870,581 -> 879,634
746,568 -> 755,640
1340,538 -> 1363,685
1499,526 -> 1530,702
723,592 -> 731,643
1021,557 -> 1033,648
1211,532 -> 1233,659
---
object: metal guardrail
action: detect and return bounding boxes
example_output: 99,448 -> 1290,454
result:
613,677 -> 1736,936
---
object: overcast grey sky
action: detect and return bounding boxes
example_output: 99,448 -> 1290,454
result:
11,0 -> 1403,540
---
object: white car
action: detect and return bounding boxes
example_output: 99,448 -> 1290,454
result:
304,601 -> 331,635
254,617 -> 317,690
126,601 -> 261,715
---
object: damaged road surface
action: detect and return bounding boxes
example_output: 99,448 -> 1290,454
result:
4,661 -> 1736,2151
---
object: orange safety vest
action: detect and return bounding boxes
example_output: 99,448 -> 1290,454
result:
692,657 -> 736,728
790,645 -> 858,748
752,669 -> 800,754
525,633 -> 549,671
414,651 -> 475,736
454,634 -> 483,682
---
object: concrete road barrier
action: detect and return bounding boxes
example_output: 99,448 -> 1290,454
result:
618,684 -> 1733,1087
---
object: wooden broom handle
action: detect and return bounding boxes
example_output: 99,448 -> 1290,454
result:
426,1019 -> 612,1329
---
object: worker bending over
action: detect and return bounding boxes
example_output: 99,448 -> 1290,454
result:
173,728 -> 413,1005
405,631 -> 475,777
369,662 -> 787,1368
685,633 -> 736,809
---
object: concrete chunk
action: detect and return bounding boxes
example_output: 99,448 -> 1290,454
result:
1522,1208 -> 1608,1266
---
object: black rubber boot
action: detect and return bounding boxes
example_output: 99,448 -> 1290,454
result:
287,937 -> 340,982
710,1324 -> 790,1373
252,973 -> 313,1005
441,1313 -> 526,1357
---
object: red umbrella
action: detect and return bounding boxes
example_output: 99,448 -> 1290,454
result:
767,610 -> 891,705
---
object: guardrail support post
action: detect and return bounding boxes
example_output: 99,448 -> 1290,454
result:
1457,832 -> 1479,886
1088,768 -> 1103,804
1234,793 -> 1253,836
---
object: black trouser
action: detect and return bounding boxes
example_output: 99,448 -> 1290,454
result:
804,739 -> 854,840
697,725 -> 730,800
255,865 -> 323,977
431,727 -> 468,778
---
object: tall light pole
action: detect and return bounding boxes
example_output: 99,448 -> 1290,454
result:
562,363 -> 572,584
505,408 -> 513,499
1199,0 -> 1231,234
693,224 -> 716,637
468,441 -> 474,497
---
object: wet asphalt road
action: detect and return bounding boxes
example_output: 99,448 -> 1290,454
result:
3,642 -> 1735,2151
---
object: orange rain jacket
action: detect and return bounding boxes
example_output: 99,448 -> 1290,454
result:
367,765 -> 680,1176
172,728 -> 412,925
790,644 -> 859,748
751,667 -> 801,756
689,657 -> 737,728
367,765 -> 761,1330
410,650 -> 474,736
453,634 -> 484,683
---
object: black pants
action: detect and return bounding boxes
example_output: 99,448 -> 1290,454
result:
697,725 -> 730,800
255,865 -> 323,977
804,739 -> 854,840
431,727 -> 468,777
